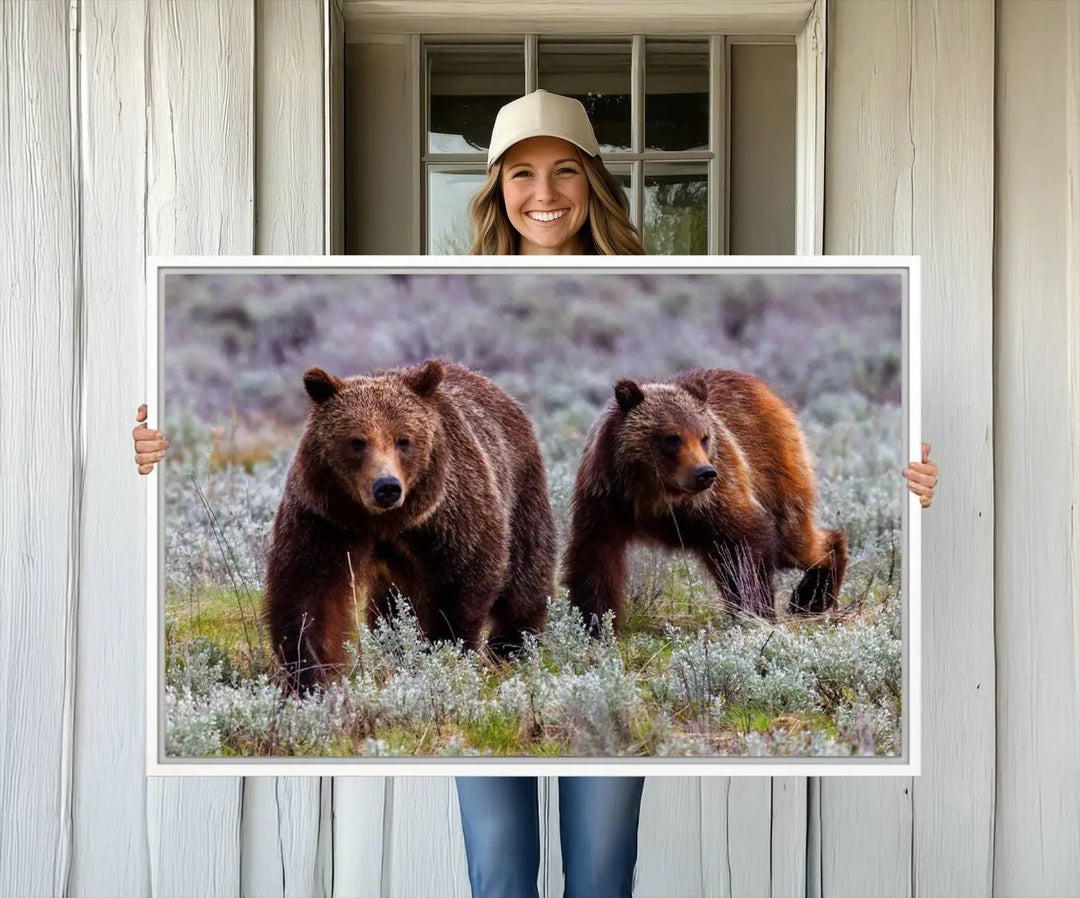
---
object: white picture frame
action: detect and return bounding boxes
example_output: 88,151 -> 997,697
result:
146,253 -> 921,778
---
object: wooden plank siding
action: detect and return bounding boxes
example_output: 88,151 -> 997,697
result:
0,3 -> 81,894
71,1 -> 153,893
1,1 -> 1078,896
822,1 -> 996,896
244,3 -> 332,898
994,0 -> 1080,893
143,1 -> 254,890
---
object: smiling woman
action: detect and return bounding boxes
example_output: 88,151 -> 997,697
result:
466,89 -> 646,255
499,137 -> 591,254
449,88 -> 648,898
451,88 -> 651,898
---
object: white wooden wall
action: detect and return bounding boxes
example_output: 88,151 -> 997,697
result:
1,0 -> 1077,896
824,1 -> 996,894
995,0 -> 1080,891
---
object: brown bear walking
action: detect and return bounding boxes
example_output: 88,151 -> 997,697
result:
562,368 -> 848,635
263,358 -> 556,692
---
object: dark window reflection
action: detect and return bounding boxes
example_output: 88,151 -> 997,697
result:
645,40 -> 709,152
428,44 -> 525,153
538,40 -> 632,152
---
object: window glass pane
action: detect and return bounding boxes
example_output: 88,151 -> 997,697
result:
606,164 -> 633,218
428,168 -> 487,253
427,44 -> 524,154
538,39 -> 631,153
643,164 -> 707,255
645,40 -> 709,152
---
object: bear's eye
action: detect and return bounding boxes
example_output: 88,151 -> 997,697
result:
662,434 -> 682,451
700,434 -> 709,447
350,438 -> 368,453
396,438 -> 411,451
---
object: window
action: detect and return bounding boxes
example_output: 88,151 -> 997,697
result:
422,35 -> 795,256
342,32 -> 805,256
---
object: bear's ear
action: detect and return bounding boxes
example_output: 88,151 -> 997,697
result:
680,374 -> 710,404
404,359 -> 444,398
303,367 -> 342,405
614,379 -> 645,415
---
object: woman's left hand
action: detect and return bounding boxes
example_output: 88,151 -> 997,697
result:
903,442 -> 938,508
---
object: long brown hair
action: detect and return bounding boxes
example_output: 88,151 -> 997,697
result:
467,150 -> 646,256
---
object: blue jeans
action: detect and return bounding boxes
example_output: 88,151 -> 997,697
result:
455,776 -> 645,898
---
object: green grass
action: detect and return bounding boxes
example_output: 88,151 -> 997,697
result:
165,585 -> 274,680
167,585 -> 262,644
164,570 -> 902,759
458,709 -> 530,755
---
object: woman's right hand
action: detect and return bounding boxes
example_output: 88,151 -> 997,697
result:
133,404 -> 169,475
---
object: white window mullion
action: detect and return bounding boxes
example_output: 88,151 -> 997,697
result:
709,35 -> 726,256
631,34 -> 645,233
525,34 -> 538,93
795,0 -> 826,255
416,36 -> 427,254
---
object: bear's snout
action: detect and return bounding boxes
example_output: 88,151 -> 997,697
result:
372,476 -> 403,508
693,465 -> 718,492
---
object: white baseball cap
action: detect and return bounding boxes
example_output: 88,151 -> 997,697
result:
486,89 -> 601,169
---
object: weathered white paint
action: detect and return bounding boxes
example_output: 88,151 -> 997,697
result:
256,0 -> 325,256
386,778 -> 471,897
244,3 -> 331,896
823,2 -> 995,896
343,0 -> 815,37
633,779 -> 703,897
707,779 -> 774,897
995,0 -> 1080,893
771,777 -> 808,896
71,1 -> 153,895
331,779 -> 386,897
240,779 -> 326,898
144,2 -> 254,894
0,3 -> 78,897
825,3 -> 912,893
627,778 -> 785,898
908,3 -> 996,895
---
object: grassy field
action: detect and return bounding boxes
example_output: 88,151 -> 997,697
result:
160,270 -> 907,759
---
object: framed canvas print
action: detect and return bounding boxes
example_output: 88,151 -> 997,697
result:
145,255 -> 921,777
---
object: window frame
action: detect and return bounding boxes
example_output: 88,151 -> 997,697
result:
354,0 -> 826,255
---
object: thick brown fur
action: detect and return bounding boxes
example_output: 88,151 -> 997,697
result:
263,358 -> 557,692
562,368 -> 848,635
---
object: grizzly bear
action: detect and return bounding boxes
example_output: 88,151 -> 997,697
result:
263,358 -> 556,693
562,368 -> 848,635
